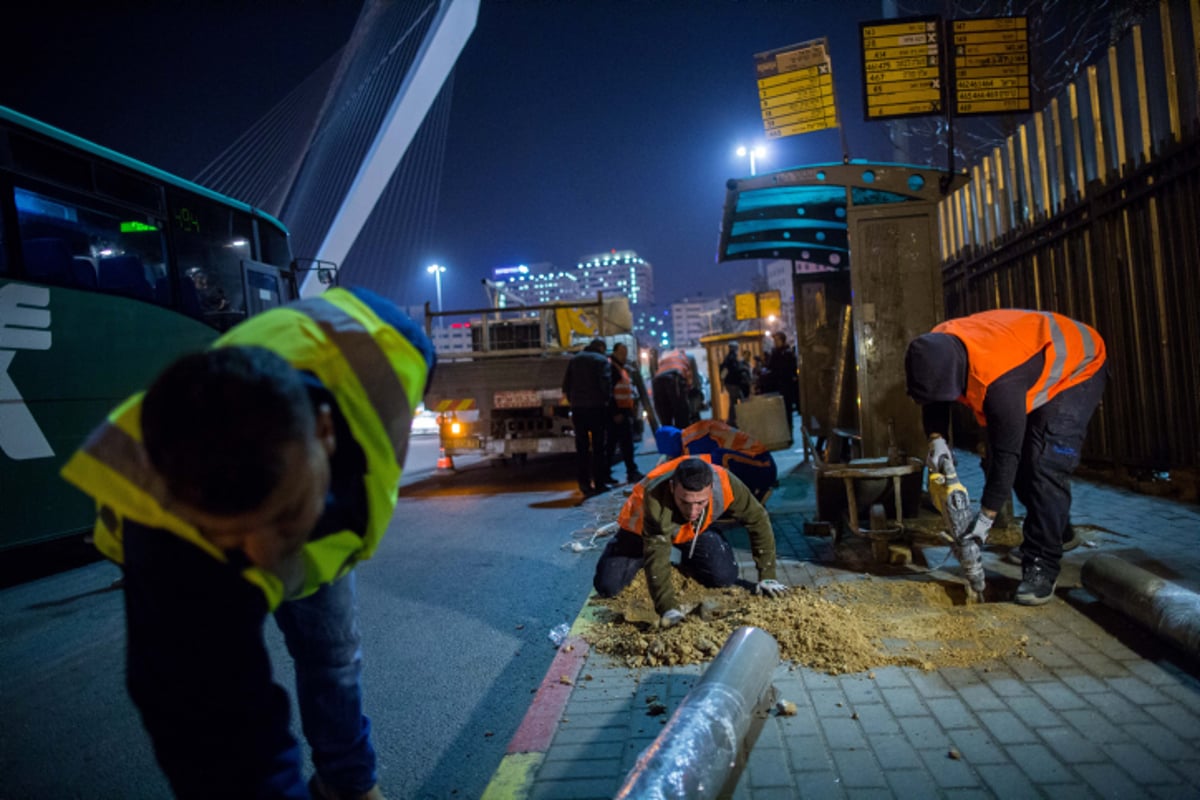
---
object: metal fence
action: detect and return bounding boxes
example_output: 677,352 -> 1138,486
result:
937,0 -> 1200,480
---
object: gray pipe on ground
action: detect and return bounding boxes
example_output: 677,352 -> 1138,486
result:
1080,553 -> 1200,657
614,626 -> 780,800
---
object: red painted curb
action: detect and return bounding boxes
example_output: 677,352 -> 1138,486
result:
506,635 -> 590,754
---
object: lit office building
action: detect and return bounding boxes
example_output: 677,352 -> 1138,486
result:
490,250 -> 654,307
633,305 -> 673,350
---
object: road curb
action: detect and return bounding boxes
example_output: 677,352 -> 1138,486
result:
482,593 -> 600,799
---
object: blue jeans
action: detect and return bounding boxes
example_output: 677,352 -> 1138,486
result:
274,571 -> 377,794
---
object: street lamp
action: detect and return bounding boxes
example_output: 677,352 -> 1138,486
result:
426,263 -> 446,327
735,144 -> 767,176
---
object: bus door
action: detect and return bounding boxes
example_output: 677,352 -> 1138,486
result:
242,259 -> 291,316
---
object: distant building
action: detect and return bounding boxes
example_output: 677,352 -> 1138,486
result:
489,249 -> 654,307
669,296 -> 724,348
634,305 -> 673,350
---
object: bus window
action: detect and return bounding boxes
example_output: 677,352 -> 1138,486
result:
13,185 -> 166,298
167,188 -> 254,331
257,219 -> 291,269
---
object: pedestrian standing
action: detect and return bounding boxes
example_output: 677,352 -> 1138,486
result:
652,347 -> 692,428
764,332 -> 799,442
719,342 -> 752,426
563,337 -> 613,496
606,342 -> 645,484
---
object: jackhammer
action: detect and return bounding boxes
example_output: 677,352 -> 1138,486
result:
928,452 -> 987,602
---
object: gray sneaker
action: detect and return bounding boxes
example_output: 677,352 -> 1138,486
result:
1015,561 -> 1057,605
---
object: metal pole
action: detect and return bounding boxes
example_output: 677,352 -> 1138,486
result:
1081,554 -> 1200,658
614,626 -> 779,800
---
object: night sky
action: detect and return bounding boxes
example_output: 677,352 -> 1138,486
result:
4,0 -> 905,312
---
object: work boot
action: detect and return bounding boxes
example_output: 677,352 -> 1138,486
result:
1015,560 -> 1057,606
1005,525 -> 1081,565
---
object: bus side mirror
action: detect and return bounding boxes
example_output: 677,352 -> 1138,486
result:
318,268 -> 334,285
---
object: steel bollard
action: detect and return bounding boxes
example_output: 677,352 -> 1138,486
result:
614,626 -> 779,800
1081,553 -> 1200,658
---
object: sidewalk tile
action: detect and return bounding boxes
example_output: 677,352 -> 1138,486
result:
896,716 -> 952,749
925,696 -> 974,729
1003,742 -> 1074,783
1124,722 -> 1200,760
917,747 -> 983,788
819,717 -> 868,750
1145,702 -> 1200,739
975,709 -> 1037,744
1107,674 -> 1172,706
945,727 -> 1008,765
746,746 -> 793,787
787,770 -> 846,800
541,740 -> 624,763
1038,725 -> 1109,764
1005,694 -> 1066,728
957,683 -> 1006,711
1060,709 -> 1130,744
830,749 -> 886,787
907,670 -> 955,698
883,769 -> 941,799
535,758 -> 623,781
866,732 -> 923,770
849,702 -> 901,735
975,763 -> 1041,797
1100,741 -> 1185,785
880,686 -> 927,717
1076,762 -> 1147,799
784,733 -> 834,772
1028,681 -> 1089,710
528,776 -> 619,800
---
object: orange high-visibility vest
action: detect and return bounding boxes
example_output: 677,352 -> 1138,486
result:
681,419 -> 767,456
618,455 -> 734,545
613,363 -> 636,409
935,309 -> 1106,425
655,349 -> 691,383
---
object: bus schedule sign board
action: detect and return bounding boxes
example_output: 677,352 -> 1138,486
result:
951,17 -> 1031,116
734,292 -> 759,321
860,16 -> 944,120
754,37 -> 838,138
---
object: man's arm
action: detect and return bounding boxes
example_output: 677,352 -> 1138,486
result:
122,521 -> 306,799
638,490 -> 680,615
725,474 -> 778,580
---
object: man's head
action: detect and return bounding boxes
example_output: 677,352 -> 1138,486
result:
904,333 -> 968,404
728,342 -> 739,352
772,331 -> 788,348
141,346 -> 335,574
670,457 -> 713,523
587,338 -> 607,354
612,342 -> 628,364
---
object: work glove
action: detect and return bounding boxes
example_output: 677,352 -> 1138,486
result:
755,579 -> 789,598
926,435 -> 954,474
659,608 -> 686,629
964,512 -> 994,545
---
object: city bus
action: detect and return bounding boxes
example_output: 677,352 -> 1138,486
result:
0,105 -> 307,551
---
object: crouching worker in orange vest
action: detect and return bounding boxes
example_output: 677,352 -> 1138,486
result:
593,456 -> 788,628
61,287 -> 434,800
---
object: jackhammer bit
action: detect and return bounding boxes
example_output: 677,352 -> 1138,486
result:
928,455 -> 987,602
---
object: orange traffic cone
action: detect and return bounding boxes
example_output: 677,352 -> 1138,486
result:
436,447 -> 454,470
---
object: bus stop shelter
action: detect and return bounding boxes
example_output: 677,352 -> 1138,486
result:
717,161 -> 968,465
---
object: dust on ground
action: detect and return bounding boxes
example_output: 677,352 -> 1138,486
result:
585,570 -> 1040,674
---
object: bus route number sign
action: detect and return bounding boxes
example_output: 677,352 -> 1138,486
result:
754,37 -> 839,139
951,17 -> 1031,116
860,15 -> 944,121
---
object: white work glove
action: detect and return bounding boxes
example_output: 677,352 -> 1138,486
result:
659,608 -> 686,629
755,579 -> 789,598
926,436 -> 954,474
964,512 -> 994,545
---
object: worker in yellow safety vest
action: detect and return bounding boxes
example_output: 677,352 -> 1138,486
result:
592,456 -> 788,627
60,286 -> 433,800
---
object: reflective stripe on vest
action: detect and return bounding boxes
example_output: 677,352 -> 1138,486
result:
655,350 -> 690,380
618,455 -> 734,544
613,363 -> 636,409
60,288 -> 428,610
681,419 -> 766,456
935,309 -> 1106,425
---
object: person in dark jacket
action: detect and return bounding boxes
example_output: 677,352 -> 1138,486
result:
563,338 -> 613,496
762,332 -> 799,441
905,309 -> 1107,606
719,342 -> 752,426
651,348 -> 693,429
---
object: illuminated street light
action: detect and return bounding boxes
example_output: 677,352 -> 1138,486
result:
736,144 -> 767,176
427,263 -> 446,327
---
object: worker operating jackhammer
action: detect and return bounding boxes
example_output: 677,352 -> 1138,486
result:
905,309 -> 1107,607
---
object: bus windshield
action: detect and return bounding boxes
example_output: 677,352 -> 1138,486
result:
0,105 -> 300,549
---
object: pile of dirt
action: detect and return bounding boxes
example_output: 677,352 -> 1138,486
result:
585,572 -> 1039,674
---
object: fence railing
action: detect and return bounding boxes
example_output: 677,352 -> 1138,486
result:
938,0 -> 1200,481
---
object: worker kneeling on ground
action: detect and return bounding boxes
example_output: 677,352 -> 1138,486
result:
905,308 -> 1106,607
655,419 -> 777,503
593,456 -> 788,628
61,287 -> 433,800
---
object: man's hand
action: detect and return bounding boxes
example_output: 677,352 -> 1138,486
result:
755,579 -> 789,598
659,609 -> 686,629
926,435 -> 953,473
964,512 -> 994,545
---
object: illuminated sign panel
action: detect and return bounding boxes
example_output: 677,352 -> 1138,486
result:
860,16 -> 944,120
734,292 -> 758,321
754,37 -> 839,138
951,17 -> 1031,115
